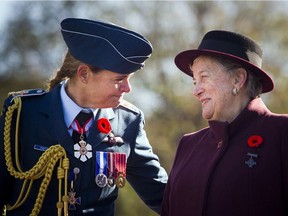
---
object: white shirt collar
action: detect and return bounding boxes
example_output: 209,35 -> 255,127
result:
60,80 -> 98,128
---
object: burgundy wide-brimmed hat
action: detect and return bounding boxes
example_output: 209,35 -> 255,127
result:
175,30 -> 274,93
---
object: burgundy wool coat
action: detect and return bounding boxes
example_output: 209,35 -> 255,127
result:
161,98 -> 288,216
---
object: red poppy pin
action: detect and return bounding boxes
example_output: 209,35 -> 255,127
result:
97,118 -> 118,145
247,135 -> 263,148
97,118 -> 112,134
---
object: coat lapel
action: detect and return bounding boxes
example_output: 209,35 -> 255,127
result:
39,85 -> 75,157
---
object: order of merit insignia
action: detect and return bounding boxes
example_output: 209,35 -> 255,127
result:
95,151 -> 127,188
71,116 -> 93,162
74,140 -> 92,162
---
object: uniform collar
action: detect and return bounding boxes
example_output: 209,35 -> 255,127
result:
60,80 -> 98,128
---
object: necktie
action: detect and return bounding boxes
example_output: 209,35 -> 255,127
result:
71,111 -> 93,144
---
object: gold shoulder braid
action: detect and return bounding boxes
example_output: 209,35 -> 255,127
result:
2,96 -> 70,216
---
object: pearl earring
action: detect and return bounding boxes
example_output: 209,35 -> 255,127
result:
232,87 -> 238,95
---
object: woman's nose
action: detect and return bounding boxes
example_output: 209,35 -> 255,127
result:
193,83 -> 204,97
120,80 -> 131,93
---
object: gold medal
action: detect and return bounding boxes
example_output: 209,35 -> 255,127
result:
116,173 -> 126,188
115,153 -> 127,188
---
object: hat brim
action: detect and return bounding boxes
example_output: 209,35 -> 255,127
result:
175,49 -> 274,93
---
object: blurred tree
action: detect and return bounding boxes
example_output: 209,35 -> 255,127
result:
0,1 -> 288,216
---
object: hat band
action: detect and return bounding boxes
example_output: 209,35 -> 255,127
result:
199,39 -> 262,67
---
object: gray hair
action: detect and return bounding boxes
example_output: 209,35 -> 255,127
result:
192,55 -> 262,98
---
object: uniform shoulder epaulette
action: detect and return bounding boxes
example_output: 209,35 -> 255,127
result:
8,88 -> 47,101
1,89 -> 47,116
119,99 -> 140,114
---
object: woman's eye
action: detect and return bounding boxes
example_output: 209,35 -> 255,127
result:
114,77 -> 124,82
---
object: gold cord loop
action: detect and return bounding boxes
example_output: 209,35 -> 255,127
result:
3,96 -> 69,216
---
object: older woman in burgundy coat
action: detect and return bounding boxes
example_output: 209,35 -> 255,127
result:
161,30 -> 288,216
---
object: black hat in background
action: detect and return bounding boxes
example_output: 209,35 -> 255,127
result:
175,30 -> 274,93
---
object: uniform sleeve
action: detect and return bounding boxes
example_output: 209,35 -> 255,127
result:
126,110 -> 168,214
0,96 -> 16,211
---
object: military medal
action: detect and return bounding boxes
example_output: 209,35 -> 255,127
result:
95,173 -> 108,188
68,189 -> 81,210
245,152 -> 258,168
68,168 -> 81,210
245,135 -> 263,168
116,173 -> 126,188
71,118 -> 93,162
108,133 -> 117,145
107,152 -> 115,187
107,175 -> 116,187
95,151 -> 108,187
102,136 -> 124,145
115,153 -> 127,188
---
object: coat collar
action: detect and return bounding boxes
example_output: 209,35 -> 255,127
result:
208,97 -> 271,144
228,97 -> 270,137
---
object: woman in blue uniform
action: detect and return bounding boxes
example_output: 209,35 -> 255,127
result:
161,30 -> 288,216
0,18 -> 168,216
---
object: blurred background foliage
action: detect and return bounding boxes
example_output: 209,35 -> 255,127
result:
0,1 -> 288,215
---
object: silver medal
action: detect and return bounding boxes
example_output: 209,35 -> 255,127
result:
107,175 -> 115,187
95,173 -> 108,187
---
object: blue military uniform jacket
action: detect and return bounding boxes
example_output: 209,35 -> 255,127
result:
0,84 -> 168,215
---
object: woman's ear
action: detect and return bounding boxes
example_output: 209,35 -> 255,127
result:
77,64 -> 90,83
234,68 -> 247,89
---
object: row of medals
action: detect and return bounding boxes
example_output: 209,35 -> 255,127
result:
68,151 -> 126,210
68,172 -> 126,210
95,171 -> 126,188
73,126 -> 126,188
71,164 -> 126,188
95,151 -> 126,188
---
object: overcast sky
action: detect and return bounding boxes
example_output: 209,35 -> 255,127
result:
0,1 -> 12,29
